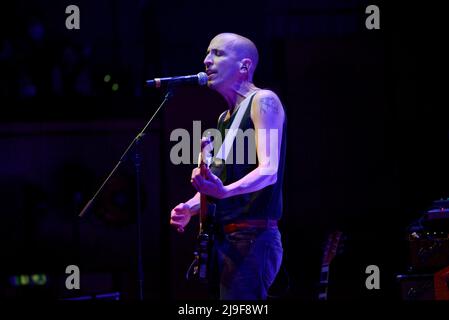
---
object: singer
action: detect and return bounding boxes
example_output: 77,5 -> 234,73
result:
170,33 -> 287,300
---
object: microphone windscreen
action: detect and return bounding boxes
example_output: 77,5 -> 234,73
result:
197,72 -> 208,86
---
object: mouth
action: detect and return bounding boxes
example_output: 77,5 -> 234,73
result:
206,70 -> 217,77
207,73 -> 217,82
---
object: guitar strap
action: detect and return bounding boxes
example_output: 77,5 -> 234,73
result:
215,91 -> 258,163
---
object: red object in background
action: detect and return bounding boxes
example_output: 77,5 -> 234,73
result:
434,265 -> 449,300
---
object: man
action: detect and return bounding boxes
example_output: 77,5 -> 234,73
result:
170,33 -> 286,300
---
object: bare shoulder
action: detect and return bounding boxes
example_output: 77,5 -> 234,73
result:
252,89 -> 285,118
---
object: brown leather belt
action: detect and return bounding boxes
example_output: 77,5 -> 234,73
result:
223,219 -> 278,234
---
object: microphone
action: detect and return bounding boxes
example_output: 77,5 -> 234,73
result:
145,72 -> 208,88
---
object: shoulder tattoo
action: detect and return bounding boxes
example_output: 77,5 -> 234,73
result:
259,96 -> 279,115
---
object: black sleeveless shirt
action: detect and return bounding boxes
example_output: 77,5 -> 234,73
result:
209,92 -> 287,224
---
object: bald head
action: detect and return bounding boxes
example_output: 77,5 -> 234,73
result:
211,33 -> 259,80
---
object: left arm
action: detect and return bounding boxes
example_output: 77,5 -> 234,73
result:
191,90 -> 285,199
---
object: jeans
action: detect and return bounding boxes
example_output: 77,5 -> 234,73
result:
211,227 -> 283,300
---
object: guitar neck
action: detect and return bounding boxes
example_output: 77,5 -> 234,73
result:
319,264 -> 330,284
318,263 -> 330,300
318,231 -> 343,300
199,163 -> 208,231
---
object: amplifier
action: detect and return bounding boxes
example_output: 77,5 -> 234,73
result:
396,274 -> 434,300
397,266 -> 449,300
408,232 -> 449,271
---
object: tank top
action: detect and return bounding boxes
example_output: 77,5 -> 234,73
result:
209,91 -> 287,224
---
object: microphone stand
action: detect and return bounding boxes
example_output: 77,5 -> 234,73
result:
79,87 -> 174,301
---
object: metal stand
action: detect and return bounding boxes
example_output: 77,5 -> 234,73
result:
79,88 -> 174,300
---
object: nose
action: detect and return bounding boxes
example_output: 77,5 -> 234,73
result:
204,53 -> 212,68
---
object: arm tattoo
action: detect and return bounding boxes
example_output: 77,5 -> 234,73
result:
259,97 -> 279,115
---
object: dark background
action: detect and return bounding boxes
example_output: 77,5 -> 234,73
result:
0,0 -> 447,300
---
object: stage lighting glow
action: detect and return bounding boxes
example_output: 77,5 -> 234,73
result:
9,274 -> 48,287
31,274 -> 47,285
20,275 -> 30,286
112,83 -> 119,91
104,74 -> 111,82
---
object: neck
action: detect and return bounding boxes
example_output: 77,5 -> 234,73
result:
221,81 -> 259,112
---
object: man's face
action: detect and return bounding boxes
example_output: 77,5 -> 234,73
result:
203,35 -> 241,91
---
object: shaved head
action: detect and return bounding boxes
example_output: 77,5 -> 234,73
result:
212,33 -> 259,80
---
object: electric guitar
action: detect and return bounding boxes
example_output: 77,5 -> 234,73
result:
318,230 -> 344,300
193,136 -> 216,282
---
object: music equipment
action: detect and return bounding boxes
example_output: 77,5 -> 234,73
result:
422,198 -> 449,230
192,136 -> 216,282
318,230 -> 344,300
397,266 -> 449,300
398,198 -> 449,300
396,273 -> 435,300
407,198 -> 449,271
408,231 -> 449,271
434,265 -> 449,300
145,72 -> 208,88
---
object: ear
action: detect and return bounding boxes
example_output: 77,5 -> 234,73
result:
240,58 -> 252,74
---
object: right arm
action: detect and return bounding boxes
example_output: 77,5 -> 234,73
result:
170,192 -> 200,232
185,192 -> 200,214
